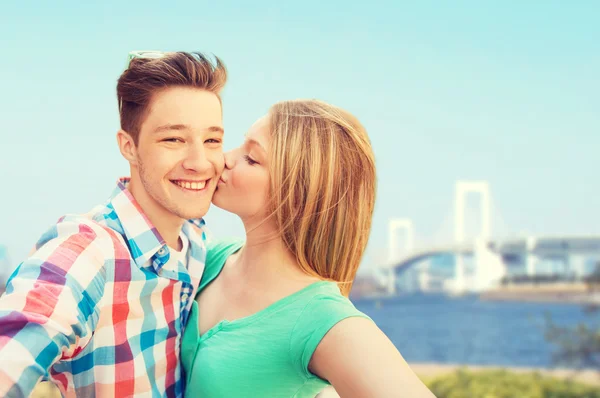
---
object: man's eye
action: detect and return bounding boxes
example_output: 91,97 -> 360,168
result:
205,138 -> 222,144
163,138 -> 183,143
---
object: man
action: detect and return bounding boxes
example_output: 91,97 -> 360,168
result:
0,51 -> 227,397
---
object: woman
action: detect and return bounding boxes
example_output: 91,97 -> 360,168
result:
182,100 -> 434,397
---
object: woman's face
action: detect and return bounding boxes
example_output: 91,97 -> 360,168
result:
212,116 -> 271,222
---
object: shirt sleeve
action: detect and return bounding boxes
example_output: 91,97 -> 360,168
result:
289,293 -> 372,380
0,219 -> 108,397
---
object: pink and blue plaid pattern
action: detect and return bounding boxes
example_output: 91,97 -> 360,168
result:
0,178 -> 207,397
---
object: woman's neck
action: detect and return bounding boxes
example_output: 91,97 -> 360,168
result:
232,219 -> 316,286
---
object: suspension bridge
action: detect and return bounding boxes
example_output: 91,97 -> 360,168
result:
377,181 -> 600,295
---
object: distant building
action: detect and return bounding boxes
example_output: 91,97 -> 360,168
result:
350,274 -> 387,299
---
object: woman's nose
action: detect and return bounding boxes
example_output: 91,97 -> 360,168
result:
223,150 -> 235,169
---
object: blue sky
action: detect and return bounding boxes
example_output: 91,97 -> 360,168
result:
0,1 -> 598,275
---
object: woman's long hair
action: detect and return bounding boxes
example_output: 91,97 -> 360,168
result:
267,100 -> 376,296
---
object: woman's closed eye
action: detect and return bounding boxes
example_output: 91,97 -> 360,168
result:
244,155 -> 259,165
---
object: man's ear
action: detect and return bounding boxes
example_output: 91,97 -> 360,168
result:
117,130 -> 138,165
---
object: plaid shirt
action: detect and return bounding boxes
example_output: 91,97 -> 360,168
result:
0,178 -> 207,397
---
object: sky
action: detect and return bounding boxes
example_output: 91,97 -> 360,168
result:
0,1 -> 598,277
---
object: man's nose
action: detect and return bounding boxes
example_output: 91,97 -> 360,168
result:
182,145 -> 211,172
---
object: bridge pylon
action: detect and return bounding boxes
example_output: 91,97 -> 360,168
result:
386,218 -> 415,294
452,181 -> 492,293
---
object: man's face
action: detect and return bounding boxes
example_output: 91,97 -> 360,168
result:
129,86 -> 225,222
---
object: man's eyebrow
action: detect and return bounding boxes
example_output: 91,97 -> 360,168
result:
153,124 -> 189,133
207,126 -> 224,134
153,124 -> 224,134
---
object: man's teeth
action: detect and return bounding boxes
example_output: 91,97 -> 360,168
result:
174,180 -> 207,190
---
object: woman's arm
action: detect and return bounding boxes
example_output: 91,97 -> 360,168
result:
309,317 -> 436,398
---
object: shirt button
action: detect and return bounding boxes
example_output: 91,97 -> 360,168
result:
181,294 -> 189,301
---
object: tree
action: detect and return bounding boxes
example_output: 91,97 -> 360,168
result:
544,262 -> 600,370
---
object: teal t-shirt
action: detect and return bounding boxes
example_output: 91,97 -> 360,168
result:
181,239 -> 371,398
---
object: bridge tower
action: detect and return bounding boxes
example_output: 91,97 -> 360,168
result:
455,181 -> 491,243
386,218 -> 414,294
388,218 -> 415,261
453,181 -> 491,292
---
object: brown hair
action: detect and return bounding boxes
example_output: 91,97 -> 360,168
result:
267,100 -> 377,296
117,52 -> 227,143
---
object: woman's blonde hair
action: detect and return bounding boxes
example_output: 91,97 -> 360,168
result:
267,99 -> 376,296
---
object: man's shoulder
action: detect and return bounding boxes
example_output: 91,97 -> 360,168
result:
35,206 -> 127,255
9,213 -> 124,281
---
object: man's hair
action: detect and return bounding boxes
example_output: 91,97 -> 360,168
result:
117,52 -> 227,144
267,100 -> 377,297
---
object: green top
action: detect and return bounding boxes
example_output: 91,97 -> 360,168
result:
181,239 -> 371,398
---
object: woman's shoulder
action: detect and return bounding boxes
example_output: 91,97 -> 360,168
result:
206,238 -> 244,267
207,237 -> 245,258
199,238 -> 244,290
294,282 -> 371,328
289,282 -> 372,378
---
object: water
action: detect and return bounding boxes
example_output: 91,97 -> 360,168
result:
354,294 -> 600,368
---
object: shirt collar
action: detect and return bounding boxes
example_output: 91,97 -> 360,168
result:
108,177 -> 167,268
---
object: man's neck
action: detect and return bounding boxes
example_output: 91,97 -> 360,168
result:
127,179 -> 184,251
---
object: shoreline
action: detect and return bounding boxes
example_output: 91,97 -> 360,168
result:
316,362 -> 600,397
480,283 -> 600,304
409,362 -> 600,386
352,283 -> 600,305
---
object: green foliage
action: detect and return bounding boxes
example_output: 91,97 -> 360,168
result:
543,260 -> 600,370
425,369 -> 600,398
545,316 -> 600,369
